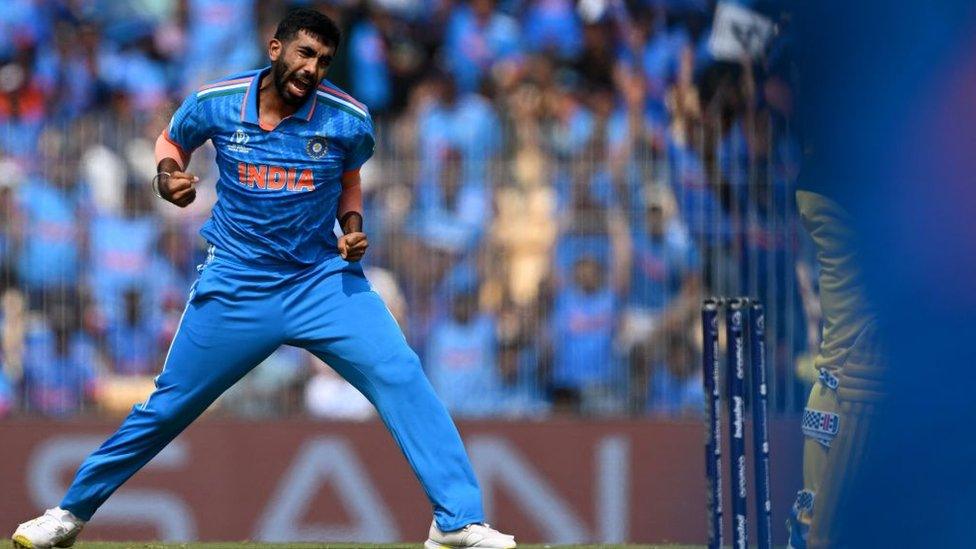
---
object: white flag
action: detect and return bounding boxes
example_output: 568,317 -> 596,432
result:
708,2 -> 776,61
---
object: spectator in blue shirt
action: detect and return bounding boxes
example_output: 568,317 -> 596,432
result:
443,0 -> 522,93
180,0 -> 260,90
496,291 -> 551,417
549,255 -> 619,414
544,74 -> 595,160
33,22 -> 104,122
0,0 -> 47,60
605,69 -> 669,218
348,9 -> 393,113
623,185 -> 700,325
104,36 -> 170,115
144,225 -> 195,335
614,8 -> 688,119
15,151 -> 87,305
552,144 -> 615,217
104,289 -> 157,377
666,124 -> 727,242
552,184 -> 620,288
427,289 -> 504,417
621,186 -> 701,411
89,184 -> 158,324
522,0 -> 582,59
414,147 -> 488,254
645,334 -> 702,417
417,72 -> 500,180
22,307 -> 101,417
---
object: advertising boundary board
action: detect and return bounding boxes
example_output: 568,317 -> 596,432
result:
0,418 -> 800,544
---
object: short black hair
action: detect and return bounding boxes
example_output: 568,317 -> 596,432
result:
274,8 -> 342,51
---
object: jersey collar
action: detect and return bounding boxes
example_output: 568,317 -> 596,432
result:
241,66 -> 318,127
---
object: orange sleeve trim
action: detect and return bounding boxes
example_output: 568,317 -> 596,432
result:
158,129 -> 191,169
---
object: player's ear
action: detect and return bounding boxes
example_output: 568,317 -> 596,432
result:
268,38 -> 282,61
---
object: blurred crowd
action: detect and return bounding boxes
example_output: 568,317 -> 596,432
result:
0,0 -> 812,420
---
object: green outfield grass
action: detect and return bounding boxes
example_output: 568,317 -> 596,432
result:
2,543 -> 704,549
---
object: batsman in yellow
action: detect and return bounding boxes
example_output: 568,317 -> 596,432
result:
788,190 -> 885,549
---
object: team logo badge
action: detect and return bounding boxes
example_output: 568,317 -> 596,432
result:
306,136 -> 328,159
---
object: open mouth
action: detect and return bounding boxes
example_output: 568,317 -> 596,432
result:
288,76 -> 313,96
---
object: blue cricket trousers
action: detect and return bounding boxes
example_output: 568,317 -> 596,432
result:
60,249 -> 484,532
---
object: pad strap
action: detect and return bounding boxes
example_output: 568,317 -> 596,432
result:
793,489 -> 815,514
802,407 -> 840,448
818,368 -> 840,391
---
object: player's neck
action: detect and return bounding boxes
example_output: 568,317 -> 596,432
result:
257,73 -> 299,126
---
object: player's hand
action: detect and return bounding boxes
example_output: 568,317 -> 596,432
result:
159,171 -> 199,208
338,232 -> 368,262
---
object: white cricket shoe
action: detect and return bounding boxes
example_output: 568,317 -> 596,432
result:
425,520 -> 516,549
11,508 -> 84,549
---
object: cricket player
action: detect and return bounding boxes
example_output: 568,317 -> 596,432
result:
11,9 -> 514,549
786,189 -> 884,549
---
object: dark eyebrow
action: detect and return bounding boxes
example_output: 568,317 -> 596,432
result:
298,45 -> 332,62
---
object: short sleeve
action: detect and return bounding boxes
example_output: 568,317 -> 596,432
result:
343,118 -> 375,172
166,93 -> 211,153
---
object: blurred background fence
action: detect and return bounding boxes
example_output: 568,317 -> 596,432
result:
0,0 -> 816,421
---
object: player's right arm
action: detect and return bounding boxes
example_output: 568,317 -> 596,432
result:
153,93 -> 210,207
153,153 -> 199,208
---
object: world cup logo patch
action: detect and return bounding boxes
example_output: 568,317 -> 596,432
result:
228,128 -> 251,153
306,136 -> 328,159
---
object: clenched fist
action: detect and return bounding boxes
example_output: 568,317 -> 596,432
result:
338,232 -> 368,262
157,171 -> 199,208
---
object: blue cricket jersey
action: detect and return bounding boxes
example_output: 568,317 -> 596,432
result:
165,66 -> 375,265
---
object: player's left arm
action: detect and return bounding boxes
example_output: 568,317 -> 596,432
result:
337,169 -> 367,262
337,118 -> 375,262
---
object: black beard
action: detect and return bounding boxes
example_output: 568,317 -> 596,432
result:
271,61 -> 307,106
